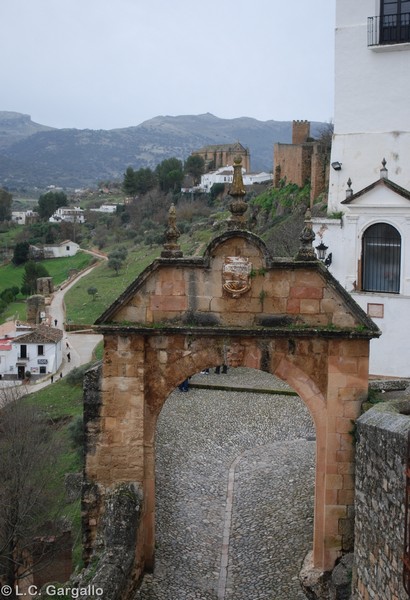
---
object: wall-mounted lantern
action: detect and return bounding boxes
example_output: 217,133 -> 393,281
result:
316,242 -> 332,267
331,161 -> 342,171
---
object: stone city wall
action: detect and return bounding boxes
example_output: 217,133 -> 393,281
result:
354,401 -> 410,599
274,143 -> 313,188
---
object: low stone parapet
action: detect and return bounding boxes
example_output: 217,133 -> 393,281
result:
354,399 -> 410,599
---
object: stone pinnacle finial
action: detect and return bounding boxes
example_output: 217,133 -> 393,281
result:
161,203 -> 183,258
227,156 -> 248,230
295,208 -> 317,261
380,158 -> 388,179
346,178 -> 353,198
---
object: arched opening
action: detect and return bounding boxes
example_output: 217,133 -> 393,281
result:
137,367 -> 316,599
361,222 -> 401,293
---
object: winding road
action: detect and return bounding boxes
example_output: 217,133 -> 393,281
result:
28,252 -> 105,392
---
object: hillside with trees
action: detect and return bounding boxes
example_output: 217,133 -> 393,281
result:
0,111 -> 327,190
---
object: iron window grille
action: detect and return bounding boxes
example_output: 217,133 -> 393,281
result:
368,0 -> 410,46
362,223 -> 401,293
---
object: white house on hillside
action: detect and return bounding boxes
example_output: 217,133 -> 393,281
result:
89,203 -> 119,214
0,324 -> 63,380
49,207 -> 85,224
45,240 -> 80,257
313,0 -> 410,376
11,210 -> 39,225
30,240 -> 80,260
197,166 -> 272,193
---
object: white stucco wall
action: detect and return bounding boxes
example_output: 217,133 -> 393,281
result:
10,340 -> 63,379
329,0 -> 410,212
0,349 -> 12,378
44,242 -> 79,257
314,186 -> 410,376
318,0 -> 410,376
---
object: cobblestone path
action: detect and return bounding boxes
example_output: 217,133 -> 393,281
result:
134,369 -> 316,600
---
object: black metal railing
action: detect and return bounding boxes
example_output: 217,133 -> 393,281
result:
368,14 -> 410,46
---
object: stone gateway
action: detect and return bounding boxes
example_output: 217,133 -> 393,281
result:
82,226 -> 379,598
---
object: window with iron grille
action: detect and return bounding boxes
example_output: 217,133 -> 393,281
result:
380,0 -> 410,44
362,223 -> 401,293
368,1 -> 410,45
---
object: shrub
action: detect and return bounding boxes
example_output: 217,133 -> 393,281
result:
66,363 -> 91,386
67,415 -> 84,457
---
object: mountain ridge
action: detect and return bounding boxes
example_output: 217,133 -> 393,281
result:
0,111 -> 327,190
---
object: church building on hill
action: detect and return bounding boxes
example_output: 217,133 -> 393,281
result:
191,142 -> 250,172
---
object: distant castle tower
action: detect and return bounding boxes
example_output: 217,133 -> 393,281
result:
292,120 -> 311,145
273,120 -> 330,204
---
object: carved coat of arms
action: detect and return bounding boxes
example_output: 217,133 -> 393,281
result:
222,256 -> 252,298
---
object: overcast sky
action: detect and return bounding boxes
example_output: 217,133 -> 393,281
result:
1,0 -> 336,131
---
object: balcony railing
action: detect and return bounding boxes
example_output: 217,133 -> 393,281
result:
17,355 -> 29,360
368,14 -> 410,46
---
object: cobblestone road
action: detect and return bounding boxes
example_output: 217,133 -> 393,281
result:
134,368 -> 315,600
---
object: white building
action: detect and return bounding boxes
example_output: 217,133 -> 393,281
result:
0,324 -> 63,380
49,207 -> 85,224
11,210 -> 39,225
89,204 -> 119,214
197,166 -> 272,193
29,240 -> 80,259
44,240 -> 79,258
313,0 -> 410,376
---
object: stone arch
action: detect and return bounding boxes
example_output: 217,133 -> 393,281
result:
85,229 -> 380,593
145,344 -> 327,560
142,338 -> 328,570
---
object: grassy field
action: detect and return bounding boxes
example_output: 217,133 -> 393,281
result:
0,226 -> 22,252
0,251 -> 96,295
0,252 -> 97,322
64,244 -> 163,324
64,226 -> 217,325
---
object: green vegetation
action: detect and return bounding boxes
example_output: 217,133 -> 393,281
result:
21,261 -> 50,295
155,157 -> 184,192
250,182 -> 310,216
107,245 -> 128,276
37,190 -> 68,220
64,246 -> 161,324
0,376 -> 87,588
0,252 -> 96,320
93,339 -> 104,360
0,188 -> 12,221
24,378 -> 84,421
21,375 -> 88,570
122,166 -> 157,196
12,241 -> 30,265
184,155 -> 205,184
0,251 -> 95,297
87,286 -> 98,301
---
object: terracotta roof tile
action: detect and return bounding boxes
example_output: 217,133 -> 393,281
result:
13,325 -> 63,345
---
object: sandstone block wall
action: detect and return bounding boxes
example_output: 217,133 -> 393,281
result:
274,143 -> 313,188
293,120 -> 311,145
36,277 -> 54,296
354,402 -> 410,600
310,144 -> 329,203
26,294 -> 46,324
